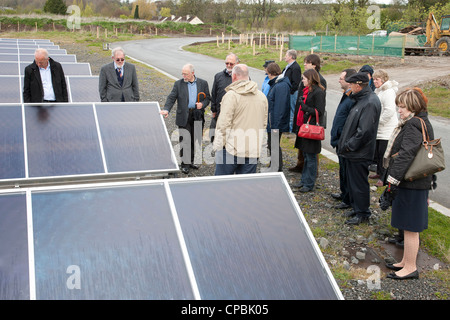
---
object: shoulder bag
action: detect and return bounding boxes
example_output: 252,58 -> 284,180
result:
404,117 -> 445,181
297,109 -> 325,141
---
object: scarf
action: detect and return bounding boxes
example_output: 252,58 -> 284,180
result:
296,86 -> 309,126
383,112 -> 415,169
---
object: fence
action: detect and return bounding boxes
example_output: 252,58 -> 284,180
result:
289,34 -> 427,57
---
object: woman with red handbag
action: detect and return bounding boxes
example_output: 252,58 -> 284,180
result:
292,69 -> 326,192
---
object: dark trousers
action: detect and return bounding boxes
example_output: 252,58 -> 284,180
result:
338,154 -> 350,205
179,109 -> 204,166
267,130 -> 283,172
375,139 -> 388,178
345,158 -> 372,217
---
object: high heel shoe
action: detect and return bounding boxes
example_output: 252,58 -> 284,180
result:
385,263 -> 402,271
386,270 -> 419,280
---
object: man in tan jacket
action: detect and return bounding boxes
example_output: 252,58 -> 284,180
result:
213,64 -> 268,175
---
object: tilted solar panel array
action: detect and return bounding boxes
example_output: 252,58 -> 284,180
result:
0,102 -> 179,186
0,39 -> 343,300
0,174 -> 343,300
0,39 -> 96,102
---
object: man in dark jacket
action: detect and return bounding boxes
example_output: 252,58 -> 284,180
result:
282,49 -> 302,132
209,53 -> 239,142
161,63 -> 210,174
330,68 -> 356,209
266,62 -> 291,172
338,72 -> 381,225
23,48 -> 68,103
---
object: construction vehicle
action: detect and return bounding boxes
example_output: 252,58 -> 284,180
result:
388,12 -> 450,55
424,12 -> 450,54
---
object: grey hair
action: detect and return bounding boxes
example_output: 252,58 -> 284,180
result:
35,48 -> 49,59
226,52 -> 240,63
183,63 -> 195,73
232,64 -> 249,80
111,47 -> 125,57
287,49 -> 297,60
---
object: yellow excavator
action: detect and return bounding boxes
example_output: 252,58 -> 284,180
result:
424,12 -> 450,54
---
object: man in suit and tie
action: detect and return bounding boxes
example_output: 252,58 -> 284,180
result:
23,48 -> 68,103
99,47 -> 139,102
160,64 -> 210,174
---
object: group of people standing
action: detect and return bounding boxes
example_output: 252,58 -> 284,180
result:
24,46 -> 436,281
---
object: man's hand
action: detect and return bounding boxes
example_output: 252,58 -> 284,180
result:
160,110 -> 169,118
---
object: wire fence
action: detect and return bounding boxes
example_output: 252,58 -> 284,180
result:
289,34 -> 427,57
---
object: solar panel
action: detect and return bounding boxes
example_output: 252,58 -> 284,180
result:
67,76 -> 100,102
0,53 -> 19,61
0,61 -> 20,75
19,48 -> 67,55
0,105 -> 25,179
0,76 -> 22,103
0,173 -> 343,300
0,191 -> 29,300
19,54 -> 77,63
0,102 -> 178,186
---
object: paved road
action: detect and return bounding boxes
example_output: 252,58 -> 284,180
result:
113,37 -> 450,212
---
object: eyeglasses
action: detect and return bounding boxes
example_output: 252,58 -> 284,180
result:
115,58 -> 125,62
225,62 -> 235,66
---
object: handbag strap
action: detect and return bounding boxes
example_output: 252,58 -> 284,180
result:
414,117 -> 429,143
306,109 -> 320,125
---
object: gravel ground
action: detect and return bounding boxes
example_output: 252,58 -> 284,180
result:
59,39 -> 449,301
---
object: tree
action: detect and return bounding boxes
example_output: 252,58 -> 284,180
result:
43,0 -> 67,15
134,4 -> 139,19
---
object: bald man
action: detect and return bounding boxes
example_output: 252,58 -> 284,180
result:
23,48 -> 68,103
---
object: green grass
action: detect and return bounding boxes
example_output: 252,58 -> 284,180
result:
421,207 -> 450,263
423,86 -> 450,118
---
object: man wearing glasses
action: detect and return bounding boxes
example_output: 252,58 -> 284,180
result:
99,47 -> 140,102
209,53 -> 239,142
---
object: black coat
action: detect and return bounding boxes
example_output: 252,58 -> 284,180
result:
337,86 -> 381,161
282,61 -> 302,94
387,112 -> 434,190
23,58 -> 68,103
296,85 -> 326,154
164,77 -> 211,128
211,69 -> 232,115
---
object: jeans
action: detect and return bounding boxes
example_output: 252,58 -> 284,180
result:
214,149 -> 258,175
289,91 -> 298,132
300,152 -> 317,189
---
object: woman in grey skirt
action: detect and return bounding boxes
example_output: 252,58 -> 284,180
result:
382,87 -> 435,280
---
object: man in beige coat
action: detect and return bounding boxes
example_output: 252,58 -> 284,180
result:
213,64 -> 268,175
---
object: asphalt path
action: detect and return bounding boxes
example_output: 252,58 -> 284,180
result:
112,37 -> 449,214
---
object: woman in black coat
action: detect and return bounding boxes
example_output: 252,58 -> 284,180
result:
383,88 -> 435,280
293,69 -> 325,192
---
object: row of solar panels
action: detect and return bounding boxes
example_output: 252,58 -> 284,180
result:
0,173 -> 343,300
0,39 -> 344,301
0,102 -> 178,187
0,61 -> 91,76
1,75 -> 100,103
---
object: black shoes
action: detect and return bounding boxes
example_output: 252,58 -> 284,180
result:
387,270 -> 419,280
343,210 -> 356,218
181,166 -> 189,174
190,164 -> 200,170
345,215 -> 369,225
331,193 -> 342,200
299,187 -> 312,193
334,202 -> 351,209
385,263 -> 403,271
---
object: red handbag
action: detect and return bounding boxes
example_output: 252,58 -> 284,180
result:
298,109 -> 325,140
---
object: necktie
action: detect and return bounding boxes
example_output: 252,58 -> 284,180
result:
117,67 -> 122,77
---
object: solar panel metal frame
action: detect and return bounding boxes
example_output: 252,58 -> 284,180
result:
0,172 -> 344,300
0,102 -> 179,188
66,75 -> 100,102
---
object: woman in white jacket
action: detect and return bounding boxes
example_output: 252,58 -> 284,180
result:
371,69 -> 399,187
